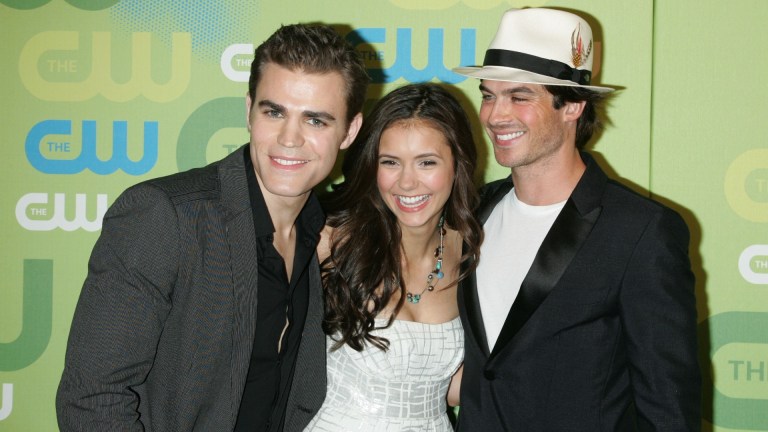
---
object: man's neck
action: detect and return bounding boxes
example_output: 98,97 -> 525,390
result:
263,191 -> 310,282
511,148 -> 586,206
252,172 -> 310,236
265,194 -> 308,237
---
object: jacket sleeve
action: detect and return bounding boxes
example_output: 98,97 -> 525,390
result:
56,183 -> 180,431
620,208 -> 701,431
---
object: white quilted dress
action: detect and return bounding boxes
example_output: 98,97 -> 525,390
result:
304,317 -> 464,431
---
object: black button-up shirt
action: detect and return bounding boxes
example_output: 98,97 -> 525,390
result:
234,147 -> 324,432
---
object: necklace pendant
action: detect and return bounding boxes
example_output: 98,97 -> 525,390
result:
405,212 -> 446,306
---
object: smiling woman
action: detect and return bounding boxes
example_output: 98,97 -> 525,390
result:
376,121 -> 455,229
303,83 -> 482,431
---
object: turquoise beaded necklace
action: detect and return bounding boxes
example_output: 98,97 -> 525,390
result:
405,214 -> 445,304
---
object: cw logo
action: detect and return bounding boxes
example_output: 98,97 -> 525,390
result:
0,260 -> 52,372
25,119 -> 158,175
739,245 -> 768,284
700,312 -> 768,430
19,31 -> 190,102
220,44 -> 253,82
16,193 -> 108,232
351,28 -> 476,83
220,28 -> 476,84
0,384 -> 11,421
0,0 -> 119,9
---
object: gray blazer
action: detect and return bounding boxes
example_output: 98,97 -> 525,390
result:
56,146 -> 326,431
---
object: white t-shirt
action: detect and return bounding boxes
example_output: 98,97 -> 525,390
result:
476,187 -> 566,350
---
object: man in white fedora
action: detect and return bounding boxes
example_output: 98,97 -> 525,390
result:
453,8 -> 701,430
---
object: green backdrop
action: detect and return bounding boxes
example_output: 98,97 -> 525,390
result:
1,0 -> 766,430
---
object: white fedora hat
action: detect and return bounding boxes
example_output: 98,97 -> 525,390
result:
453,8 -> 614,93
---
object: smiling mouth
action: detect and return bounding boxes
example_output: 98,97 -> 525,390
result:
496,131 -> 525,141
272,157 -> 308,166
396,194 -> 430,207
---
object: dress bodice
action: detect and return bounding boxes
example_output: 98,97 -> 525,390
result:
304,316 -> 464,431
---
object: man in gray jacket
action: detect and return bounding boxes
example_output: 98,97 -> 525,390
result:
56,23 -> 368,431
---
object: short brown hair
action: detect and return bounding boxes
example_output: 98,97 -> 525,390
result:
248,24 -> 370,124
545,85 -> 608,149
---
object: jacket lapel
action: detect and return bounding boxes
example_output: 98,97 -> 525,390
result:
217,146 -> 260,414
489,153 -> 606,359
490,199 -> 601,358
283,254 -> 327,426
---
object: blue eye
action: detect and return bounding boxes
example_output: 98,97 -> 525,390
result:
308,118 -> 327,127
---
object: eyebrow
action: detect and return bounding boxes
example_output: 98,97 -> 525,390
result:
258,99 -> 338,122
378,152 -> 443,159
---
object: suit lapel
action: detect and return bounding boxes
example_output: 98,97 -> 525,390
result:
490,199 -> 601,358
489,153 -> 606,359
284,254 -> 327,423
217,147 -> 260,414
461,266 -> 490,357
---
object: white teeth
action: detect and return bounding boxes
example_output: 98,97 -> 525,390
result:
496,131 -> 524,140
273,157 -> 307,166
397,195 -> 429,206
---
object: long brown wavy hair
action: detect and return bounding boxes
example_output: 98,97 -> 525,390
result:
321,83 -> 482,351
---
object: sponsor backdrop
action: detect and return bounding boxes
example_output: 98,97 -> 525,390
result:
1,0 -> 765,430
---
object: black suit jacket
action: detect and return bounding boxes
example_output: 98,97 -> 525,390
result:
458,153 -> 701,431
56,145 -> 326,431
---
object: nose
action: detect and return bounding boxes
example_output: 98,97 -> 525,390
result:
277,119 -> 304,148
482,99 -> 511,128
398,164 -> 418,191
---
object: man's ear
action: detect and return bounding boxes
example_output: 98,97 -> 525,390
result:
245,92 -> 253,132
563,100 -> 586,122
340,113 -> 363,150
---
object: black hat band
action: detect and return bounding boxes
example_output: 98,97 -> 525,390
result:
483,49 -> 592,85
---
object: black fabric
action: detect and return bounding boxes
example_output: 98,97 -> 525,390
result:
235,148 -> 323,432
490,198 -> 600,359
484,48 -> 592,85
457,152 -> 701,430
461,179 -> 513,357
